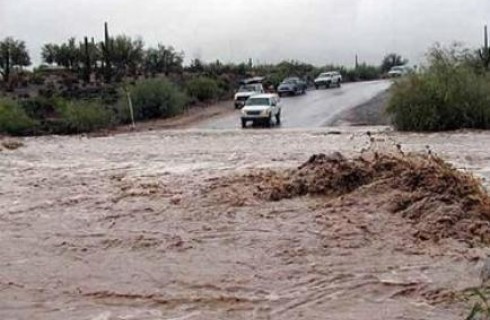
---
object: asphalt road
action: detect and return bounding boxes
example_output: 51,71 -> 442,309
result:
197,80 -> 392,129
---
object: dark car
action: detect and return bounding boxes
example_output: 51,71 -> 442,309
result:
277,77 -> 307,97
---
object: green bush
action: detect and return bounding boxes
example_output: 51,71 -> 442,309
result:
55,99 -> 116,134
186,77 -> 221,102
342,64 -> 381,82
21,96 -> 58,120
0,99 -> 37,135
130,79 -> 188,120
387,47 -> 490,131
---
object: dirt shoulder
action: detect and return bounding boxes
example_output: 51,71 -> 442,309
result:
333,88 -> 392,126
92,99 -> 234,136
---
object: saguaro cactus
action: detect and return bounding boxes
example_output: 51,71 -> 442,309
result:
83,36 -> 91,83
101,22 -> 113,82
479,25 -> 490,70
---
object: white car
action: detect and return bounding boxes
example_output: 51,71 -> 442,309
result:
234,83 -> 265,109
388,66 -> 410,78
314,71 -> 342,89
240,94 -> 281,128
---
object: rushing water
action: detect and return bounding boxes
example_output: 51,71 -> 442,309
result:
1,127 -> 488,320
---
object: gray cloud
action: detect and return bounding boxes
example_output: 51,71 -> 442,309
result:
1,0 -> 489,67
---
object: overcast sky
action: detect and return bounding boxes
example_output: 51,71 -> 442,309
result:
1,0 -> 489,67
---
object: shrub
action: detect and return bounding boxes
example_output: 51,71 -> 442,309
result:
387,47 -> 490,131
54,99 -> 116,134
0,99 -> 37,135
356,64 -> 382,81
130,79 -> 188,120
20,96 -> 58,120
343,64 -> 381,82
186,77 -> 221,102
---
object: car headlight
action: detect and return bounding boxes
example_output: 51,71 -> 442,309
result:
241,109 -> 247,115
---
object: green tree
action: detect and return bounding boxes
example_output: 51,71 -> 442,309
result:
381,53 -> 408,73
41,43 -> 58,65
43,38 -> 81,70
144,45 -> 184,76
188,58 -> 205,73
60,37 -> 80,70
0,37 -> 31,83
112,35 -> 144,79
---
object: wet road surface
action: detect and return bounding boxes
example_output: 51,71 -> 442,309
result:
197,80 -> 391,129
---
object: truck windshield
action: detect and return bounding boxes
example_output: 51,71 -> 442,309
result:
246,98 -> 270,106
238,85 -> 256,92
391,67 -> 405,72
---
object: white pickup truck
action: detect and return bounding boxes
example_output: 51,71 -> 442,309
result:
240,93 -> 281,128
234,77 -> 265,109
314,71 -> 342,89
388,65 -> 410,78
234,83 -> 264,109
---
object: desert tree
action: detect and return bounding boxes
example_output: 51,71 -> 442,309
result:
0,37 -> 31,83
381,53 -> 408,73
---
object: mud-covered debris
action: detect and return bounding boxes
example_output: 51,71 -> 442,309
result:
226,152 -> 490,244
2,139 -> 24,150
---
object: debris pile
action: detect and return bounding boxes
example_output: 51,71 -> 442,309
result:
249,152 -> 490,243
1,139 -> 24,150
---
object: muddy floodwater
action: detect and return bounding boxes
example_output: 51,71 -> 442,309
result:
2,127 -> 490,320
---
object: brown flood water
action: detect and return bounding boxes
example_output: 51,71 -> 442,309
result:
1,127 -> 490,320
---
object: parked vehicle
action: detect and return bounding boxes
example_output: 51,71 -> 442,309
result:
314,71 -> 342,89
234,81 -> 265,109
240,93 -> 281,128
388,65 -> 410,78
277,77 -> 307,97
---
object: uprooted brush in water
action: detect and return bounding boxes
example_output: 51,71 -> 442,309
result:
1,139 -> 24,150
216,152 -> 490,244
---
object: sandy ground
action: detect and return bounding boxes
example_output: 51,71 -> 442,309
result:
2,127 -> 490,320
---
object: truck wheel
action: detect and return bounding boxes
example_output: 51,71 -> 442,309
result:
265,115 -> 272,128
326,82 -> 331,89
241,119 -> 247,128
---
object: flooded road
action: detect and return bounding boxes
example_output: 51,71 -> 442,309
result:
197,81 -> 391,129
1,128 -> 490,319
